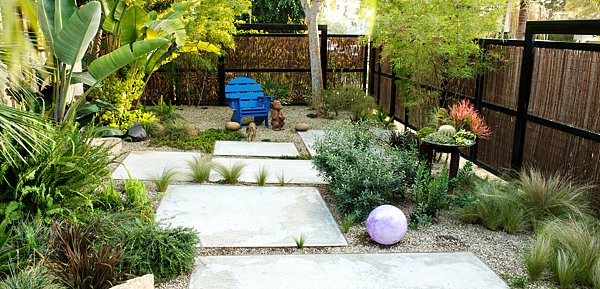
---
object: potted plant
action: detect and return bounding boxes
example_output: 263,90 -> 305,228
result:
418,99 -> 492,146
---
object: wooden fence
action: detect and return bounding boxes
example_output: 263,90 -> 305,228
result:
370,20 -> 600,183
142,24 -> 367,105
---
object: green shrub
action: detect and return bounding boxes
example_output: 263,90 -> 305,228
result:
162,119 -> 197,140
106,217 -> 199,282
409,164 -> 449,228
152,96 -> 180,122
150,128 -> 245,152
0,265 -> 65,289
142,120 -> 164,138
123,177 -> 153,221
0,122 -> 118,218
313,122 -> 419,218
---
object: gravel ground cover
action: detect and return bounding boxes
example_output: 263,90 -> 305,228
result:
113,106 -> 552,289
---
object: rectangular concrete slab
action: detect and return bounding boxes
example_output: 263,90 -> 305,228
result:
112,151 -> 200,181
297,130 -> 325,156
210,158 -> 326,184
156,185 -> 346,247
190,252 -> 508,289
213,141 -> 299,157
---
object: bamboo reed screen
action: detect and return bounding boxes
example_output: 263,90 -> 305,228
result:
142,34 -> 366,105
370,43 -> 599,183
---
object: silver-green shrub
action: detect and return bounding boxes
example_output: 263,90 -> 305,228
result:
313,122 -> 419,218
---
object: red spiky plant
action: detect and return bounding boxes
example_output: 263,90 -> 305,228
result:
449,99 -> 492,139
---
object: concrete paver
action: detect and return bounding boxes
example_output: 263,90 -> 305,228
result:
156,185 -> 346,247
213,141 -> 299,157
297,130 -> 325,156
210,158 -> 326,184
190,252 -> 508,289
112,151 -> 200,181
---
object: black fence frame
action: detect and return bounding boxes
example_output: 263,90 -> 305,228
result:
369,20 -> 600,176
217,23 -> 368,105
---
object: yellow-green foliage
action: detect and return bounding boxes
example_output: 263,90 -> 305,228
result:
92,72 -> 146,113
101,110 -> 157,131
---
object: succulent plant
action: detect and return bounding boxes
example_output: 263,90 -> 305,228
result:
438,125 -> 456,138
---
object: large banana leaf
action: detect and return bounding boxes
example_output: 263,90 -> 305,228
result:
88,38 -> 168,81
54,1 -> 102,66
146,18 -> 187,47
120,4 -> 150,46
38,0 -> 56,54
144,42 -> 177,74
101,0 -> 126,33
53,0 -> 77,34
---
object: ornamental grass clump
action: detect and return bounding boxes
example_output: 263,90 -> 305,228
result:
524,218 -> 600,288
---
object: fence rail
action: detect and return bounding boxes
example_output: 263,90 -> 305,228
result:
370,20 -> 600,183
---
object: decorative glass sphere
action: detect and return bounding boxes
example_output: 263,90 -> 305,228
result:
366,205 -> 408,245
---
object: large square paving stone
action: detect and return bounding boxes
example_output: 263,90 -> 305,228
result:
190,252 -> 508,289
210,158 -> 326,184
297,130 -> 325,156
156,185 -> 346,247
213,141 -> 299,157
112,151 -> 200,181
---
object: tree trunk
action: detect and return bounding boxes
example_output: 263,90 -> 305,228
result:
516,0 -> 528,39
301,0 -> 324,106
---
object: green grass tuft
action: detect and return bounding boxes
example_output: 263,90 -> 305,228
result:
214,162 -> 246,184
276,172 -> 291,186
187,156 -> 213,183
255,166 -> 269,186
293,234 -> 306,249
151,166 -> 178,192
524,233 -> 552,280
341,212 -> 359,234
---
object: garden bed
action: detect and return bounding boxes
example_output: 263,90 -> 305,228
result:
109,106 -> 560,289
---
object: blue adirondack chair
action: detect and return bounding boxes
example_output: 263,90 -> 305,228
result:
225,77 -> 272,127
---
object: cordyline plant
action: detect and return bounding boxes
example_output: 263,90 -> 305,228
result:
449,99 -> 492,139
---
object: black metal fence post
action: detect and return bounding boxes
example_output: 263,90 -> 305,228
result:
472,38 -> 487,160
511,25 -> 536,170
389,70 -> 396,116
368,44 -> 376,96
217,56 -> 226,106
320,25 -> 328,90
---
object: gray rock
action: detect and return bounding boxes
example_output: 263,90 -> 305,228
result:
126,122 -> 147,142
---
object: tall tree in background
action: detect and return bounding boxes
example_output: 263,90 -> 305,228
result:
300,0 -> 324,106
565,0 -> 600,18
369,0 -> 506,110
251,0 -> 304,23
516,0 -> 530,39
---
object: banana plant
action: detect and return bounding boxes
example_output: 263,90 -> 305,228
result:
38,0 -> 168,122
100,0 -> 220,80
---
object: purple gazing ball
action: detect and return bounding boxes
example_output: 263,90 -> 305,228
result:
366,205 -> 408,245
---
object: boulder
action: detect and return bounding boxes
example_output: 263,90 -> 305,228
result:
295,123 -> 310,131
226,121 -> 241,131
126,122 -> 147,142
110,274 -> 154,289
